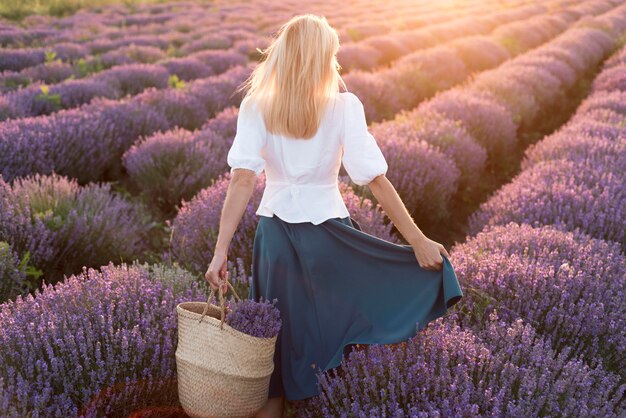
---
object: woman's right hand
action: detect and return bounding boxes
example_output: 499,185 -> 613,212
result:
412,236 -> 450,271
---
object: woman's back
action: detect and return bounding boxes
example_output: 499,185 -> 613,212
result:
227,91 -> 388,225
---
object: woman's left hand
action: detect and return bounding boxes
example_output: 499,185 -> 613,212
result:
205,252 -> 229,294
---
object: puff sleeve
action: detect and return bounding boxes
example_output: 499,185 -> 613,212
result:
227,97 -> 267,176
341,92 -> 388,186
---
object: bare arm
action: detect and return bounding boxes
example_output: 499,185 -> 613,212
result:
205,168 -> 257,291
367,174 -> 449,271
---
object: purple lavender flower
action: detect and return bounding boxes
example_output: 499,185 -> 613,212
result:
225,297 -> 282,339
160,56 -> 216,81
521,131 -> 625,173
95,63 -> 171,96
577,90 -> 626,115
508,54 -> 578,89
99,44 -> 166,67
188,49 -> 248,74
336,42 -> 384,72
0,48 -> 46,72
468,69 -> 539,127
168,172 -> 265,274
21,61 -> 76,84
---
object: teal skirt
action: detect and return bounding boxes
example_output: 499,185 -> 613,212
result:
248,214 -> 463,401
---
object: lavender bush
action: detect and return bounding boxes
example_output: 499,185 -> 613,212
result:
225,297 -> 282,339
467,160 -> 625,245
450,223 -> 626,378
298,311 -> 625,416
389,109 -> 488,190
14,61 -> 76,84
495,64 -> 564,111
200,105 -> 239,138
2,173 -> 149,283
168,172 -> 265,274
123,105 -> 240,212
123,126 -> 231,215
447,35 -> 510,72
468,69 -> 539,127
512,54 -> 578,89
557,116 -> 625,142
577,90 -> 626,115
378,131 -> 460,222
3,79 -> 116,119
99,44 -> 166,67
0,262 -> 205,417
521,131 -> 625,173
418,88 -> 518,167
0,175 -> 57,276
591,63 -> 626,92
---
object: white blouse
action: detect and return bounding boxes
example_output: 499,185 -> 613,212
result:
226,91 -> 388,225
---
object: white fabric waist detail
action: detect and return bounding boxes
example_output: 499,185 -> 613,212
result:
256,181 -> 350,225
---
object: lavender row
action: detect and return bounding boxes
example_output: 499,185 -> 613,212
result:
344,0 -> 624,123
0,27 -> 263,94
0,0 -> 492,51
0,0 -> 517,91
0,24 -> 255,73
0,48 -> 250,120
0,63 -> 252,183
338,0 -> 583,73
453,42 -> 626,379
0,0 -> 522,99
299,310 -> 625,416
468,49 -> 626,246
364,11 -> 624,226
0,0 -> 480,71
0,0 -> 259,70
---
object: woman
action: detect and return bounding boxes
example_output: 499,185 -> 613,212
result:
204,14 -> 463,418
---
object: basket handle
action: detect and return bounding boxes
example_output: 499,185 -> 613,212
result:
199,279 -> 242,330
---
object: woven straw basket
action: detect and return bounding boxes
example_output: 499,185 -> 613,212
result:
175,280 -> 278,418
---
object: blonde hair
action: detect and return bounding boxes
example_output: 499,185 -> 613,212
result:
235,14 -> 347,139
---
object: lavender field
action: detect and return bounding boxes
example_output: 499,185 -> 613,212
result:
1,0 -> 625,416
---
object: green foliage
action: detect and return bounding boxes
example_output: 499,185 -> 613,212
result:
75,56 -> 105,77
44,50 -> 62,65
168,74 -> 186,89
34,84 -> 62,110
498,36 -> 522,56
2,75 -> 30,90
16,250 -> 44,292
346,27 -> 363,42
